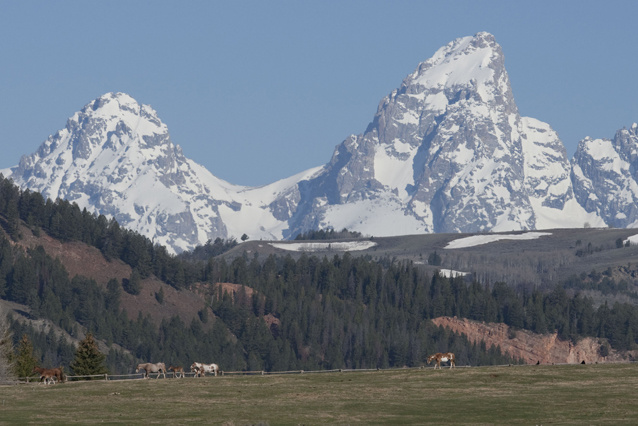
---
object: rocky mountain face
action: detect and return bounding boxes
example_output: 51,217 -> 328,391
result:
279,32 -> 600,238
2,32 -> 633,254
572,123 -> 638,228
1,93 -> 319,253
2,93 -> 238,252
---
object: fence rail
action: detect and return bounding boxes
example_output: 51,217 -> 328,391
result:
16,360 -> 637,384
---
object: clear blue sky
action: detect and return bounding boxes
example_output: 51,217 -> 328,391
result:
1,1 -> 637,186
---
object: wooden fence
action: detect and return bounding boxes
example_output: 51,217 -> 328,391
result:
16,360 -> 636,384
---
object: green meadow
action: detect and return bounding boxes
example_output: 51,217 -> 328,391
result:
1,363 -> 637,424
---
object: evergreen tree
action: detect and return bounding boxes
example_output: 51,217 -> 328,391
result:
105,278 -> 121,311
14,334 -> 38,379
70,333 -> 108,378
122,269 -> 141,295
428,251 -> 442,266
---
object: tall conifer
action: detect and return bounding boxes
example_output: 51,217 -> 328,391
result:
14,334 -> 38,379
70,333 -> 108,378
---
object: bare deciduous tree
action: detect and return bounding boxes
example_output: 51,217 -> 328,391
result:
0,316 -> 16,384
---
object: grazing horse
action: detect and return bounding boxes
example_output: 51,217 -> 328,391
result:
427,352 -> 456,369
168,365 -> 185,378
33,366 -> 66,384
190,362 -> 219,377
136,362 -> 166,379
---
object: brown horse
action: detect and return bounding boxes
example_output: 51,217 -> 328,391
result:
33,366 -> 66,384
427,352 -> 456,369
168,365 -> 185,378
136,362 -> 166,379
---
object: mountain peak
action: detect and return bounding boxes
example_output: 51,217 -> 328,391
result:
84,92 -> 139,116
407,32 -> 503,91
76,92 -> 164,136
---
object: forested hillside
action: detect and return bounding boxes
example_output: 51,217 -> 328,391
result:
0,175 -> 637,375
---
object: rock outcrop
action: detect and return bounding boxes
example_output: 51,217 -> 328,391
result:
431,316 -> 636,364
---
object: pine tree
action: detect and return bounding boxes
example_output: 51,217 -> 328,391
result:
70,333 -> 108,379
14,334 -> 38,380
122,269 -> 141,295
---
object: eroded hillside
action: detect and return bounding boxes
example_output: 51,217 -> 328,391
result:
432,316 -> 636,364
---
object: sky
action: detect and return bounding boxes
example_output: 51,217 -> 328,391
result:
1,1 -> 637,187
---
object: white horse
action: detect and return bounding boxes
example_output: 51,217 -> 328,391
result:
136,362 -> 167,379
190,362 -> 219,377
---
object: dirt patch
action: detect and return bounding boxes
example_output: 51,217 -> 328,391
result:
13,224 -> 209,328
118,276 -> 210,328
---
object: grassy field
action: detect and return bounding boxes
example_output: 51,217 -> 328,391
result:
1,363 -> 637,424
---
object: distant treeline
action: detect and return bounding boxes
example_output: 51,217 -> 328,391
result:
294,228 -> 363,240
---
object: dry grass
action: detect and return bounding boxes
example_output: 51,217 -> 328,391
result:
1,363 -> 637,424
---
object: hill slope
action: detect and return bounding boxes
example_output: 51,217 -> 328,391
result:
229,227 -> 638,294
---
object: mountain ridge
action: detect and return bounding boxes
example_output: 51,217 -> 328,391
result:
2,32 -> 635,254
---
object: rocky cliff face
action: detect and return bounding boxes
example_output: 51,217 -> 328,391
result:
280,32 -> 599,238
572,123 -> 638,228
431,316 -> 635,364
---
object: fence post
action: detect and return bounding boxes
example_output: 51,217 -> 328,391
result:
104,374 -> 108,381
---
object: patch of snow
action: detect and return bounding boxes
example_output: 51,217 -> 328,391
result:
269,241 -> 377,252
374,145 -> 415,200
444,231 -> 552,249
321,196 -> 428,236
623,234 -> 638,246
529,197 -> 606,230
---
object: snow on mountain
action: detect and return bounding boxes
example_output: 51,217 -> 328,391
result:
521,117 -> 603,229
2,32 -> 620,254
277,32 -> 601,237
572,123 -> 638,228
0,92 -> 318,253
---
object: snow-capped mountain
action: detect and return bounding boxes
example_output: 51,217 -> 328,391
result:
275,32 -> 601,237
572,123 -> 638,228
1,32 -> 619,254
0,92 -> 321,253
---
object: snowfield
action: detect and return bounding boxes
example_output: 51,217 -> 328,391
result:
623,234 -> 638,246
444,232 -> 552,249
269,241 -> 378,252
